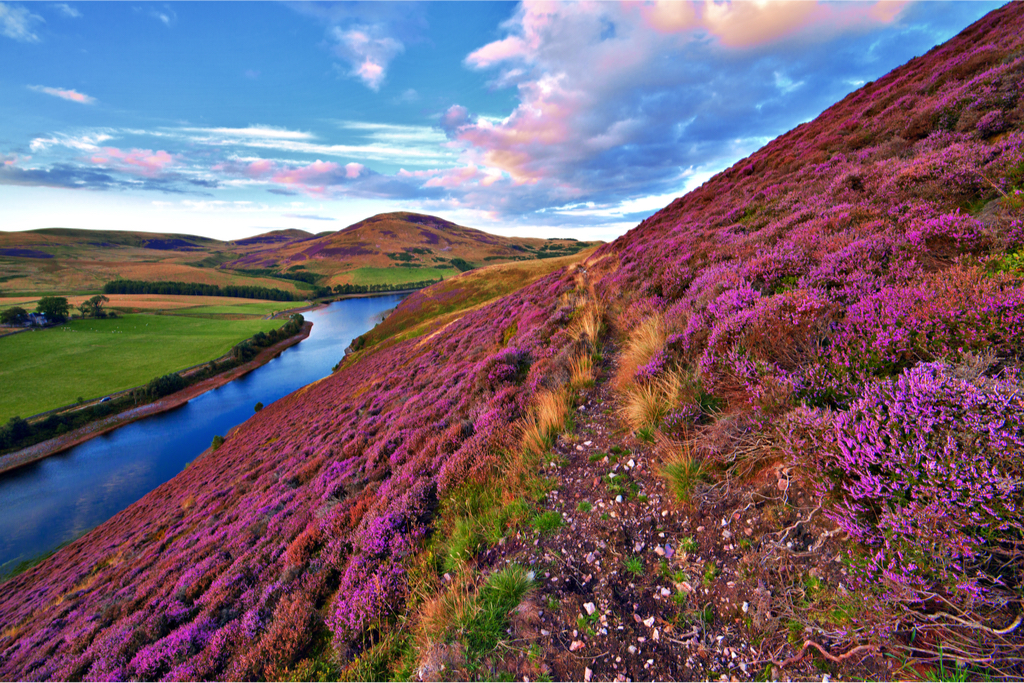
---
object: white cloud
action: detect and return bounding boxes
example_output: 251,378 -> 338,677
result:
150,7 -> 175,27
29,131 -> 113,152
28,85 -> 96,104
177,126 -> 316,141
0,2 -> 42,42
329,24 -> 404,90
53,3 -> 80,19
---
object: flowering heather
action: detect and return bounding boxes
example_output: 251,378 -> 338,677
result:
3,4 -> 1024,678
792,363 -> 1023,616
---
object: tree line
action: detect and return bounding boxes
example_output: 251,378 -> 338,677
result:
103,280 -> 302,301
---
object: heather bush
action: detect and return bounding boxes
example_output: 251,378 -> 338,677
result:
792,362 -> 1023,628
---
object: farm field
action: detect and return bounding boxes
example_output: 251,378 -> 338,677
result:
0,312 -> 280,422
0,294 -> 289,315
345,265 -> 458,286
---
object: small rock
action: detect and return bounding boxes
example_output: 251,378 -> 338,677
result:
586,551 -> 596,563
541,629 -> 551,636
633,614 -> 643,623
576,445 -> 585,452
659,587 -> 671,597
722,530 -> 733,540
742,601 -> 749,613
584,602 -> 597,616
584,440 -> 593,446
777,479 -> 789,491
634,542 -> 643,552
697,526 -> 705,532
745,527 -> 753,535
643,616 -> 655,627
570,640 -> 585,652
628,645 -> 637,655
654,545 -> 665,556
627,459 -> 635,468
652,628 -> 660,641
584,667 -> 593,682
679,581 -> 694,593
616,495 -> 623,503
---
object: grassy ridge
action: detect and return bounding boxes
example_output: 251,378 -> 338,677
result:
0,313 -> 279,421
346,266 -> 458,286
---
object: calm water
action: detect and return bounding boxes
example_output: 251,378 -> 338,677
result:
0,295 -> 405,575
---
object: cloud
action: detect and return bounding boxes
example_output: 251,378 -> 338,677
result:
283,213 -> 335,221
424,0 -> 930,220
53,3 -> 80,18
150,6 -> 175,27
0,161 -> 215,194
291,2 -> 427,92
0,2 -> 42,42
28,85 -> 96,104
30,131 -> 113,152
178,126 -> 315,141
88,147 -> 176,177
329,25 -> 404,90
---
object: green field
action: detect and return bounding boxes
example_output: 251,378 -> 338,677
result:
347,266 -> 457,286
0,314 -> 280,422
165,302 -> 285,317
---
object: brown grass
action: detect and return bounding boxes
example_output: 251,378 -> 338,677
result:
568,353 -> 595,389
655,433 -> 708,503
520,389 -> 570,456
614,314 -> 665,389
618,370 -> 689,431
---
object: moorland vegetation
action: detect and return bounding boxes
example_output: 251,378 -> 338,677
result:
1,5 -> 1024,681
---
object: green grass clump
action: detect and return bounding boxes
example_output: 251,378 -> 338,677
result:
531,510 -> 563,534
624,556 -> 644,577
0,313 -> 280,421
576,501 -> 593,513
459,565 -> 534,661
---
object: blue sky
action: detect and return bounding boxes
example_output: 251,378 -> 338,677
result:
0,1 -> 1005,241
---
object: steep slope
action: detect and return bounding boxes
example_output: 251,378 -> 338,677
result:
225,211 -> 598,287
2,4 -> 1024,681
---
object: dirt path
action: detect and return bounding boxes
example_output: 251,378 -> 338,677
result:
483,351 -> 886,682
0,322 -> 312,475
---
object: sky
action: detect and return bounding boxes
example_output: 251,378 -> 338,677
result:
0,1 -> 1006,242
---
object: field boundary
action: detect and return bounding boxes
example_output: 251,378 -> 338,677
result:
0,322 -> 312,475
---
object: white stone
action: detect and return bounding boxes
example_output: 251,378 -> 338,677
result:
570,640 -> 585,652
584,602 -> 597,616
643,617 -> 655,627
584,667 -> 593,682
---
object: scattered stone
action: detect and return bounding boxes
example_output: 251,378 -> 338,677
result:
584,602 -> 597,616
628,645 -> 637,655
659,587 -> 671,597
584,667 -> 593,682
584,440 -> 593,446
570,640 -> 585,652
643,617 -> 655,627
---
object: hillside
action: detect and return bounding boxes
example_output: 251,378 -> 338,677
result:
224,211 -> 598,288
0,217 -> 595,295
2,4 -> 1024,681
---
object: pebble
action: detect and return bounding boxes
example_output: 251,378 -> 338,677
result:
576,445 -> 585,452
652,628 -> 660,641
616,495 -> 623,503
584,667 -> 593,682
584,602 -> 597,616
654,546 -> 665,556
742,602 -> 749,613
659,587 -> 671,597
584,440 -> 593,446
570,640 -> 585,651
627,459 -> 635,468
628,645 -> 637,654
722,530 -> 732,540
643,617 -> 655,627
541,629 -> 551,636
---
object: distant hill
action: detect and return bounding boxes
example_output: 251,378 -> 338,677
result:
225,212 -> 597,287
0,216 -> 598,294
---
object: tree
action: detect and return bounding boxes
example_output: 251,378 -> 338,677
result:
79,294 -> 110,318
36,296 -> 69,321
0,306 -> 27,325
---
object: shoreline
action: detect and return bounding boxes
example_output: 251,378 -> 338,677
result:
0,321 -> 313,476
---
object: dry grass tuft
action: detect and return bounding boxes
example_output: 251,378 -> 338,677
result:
656,434 -> 709,503
568,300 -> 604,345
520,389 -> 570,456
568,353 -> 595,389
618,370 -> 690,431
614,314 -> 665,389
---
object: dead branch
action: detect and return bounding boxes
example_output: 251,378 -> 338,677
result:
777,641 -> 879,669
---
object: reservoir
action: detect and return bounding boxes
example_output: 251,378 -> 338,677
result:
0,294 -> 405,575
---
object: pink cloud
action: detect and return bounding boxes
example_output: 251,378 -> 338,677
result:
89,148 -> 175,176
637,1 -> 910,48
271,160 -> 340,187
345,162 -> 364,178
28,85 -> 97,105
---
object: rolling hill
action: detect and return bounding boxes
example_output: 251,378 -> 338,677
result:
0,215 -> 597,295
1,4 -> 1023,681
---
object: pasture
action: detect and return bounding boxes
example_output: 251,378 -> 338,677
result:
0,310 -> 281,422
345,266 -> 457,286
